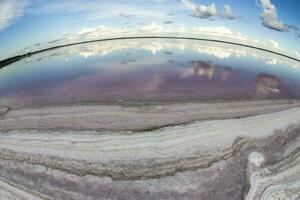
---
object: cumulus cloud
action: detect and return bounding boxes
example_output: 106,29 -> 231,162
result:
259,0 -> 287,31
74,22 -> 186,42
182,0 -> 217,19
0,0 -> 28,30
258,0 -> 300,39
192,26 -> 248,41
224,4 -> 236,20
267,39 -> 279,49
182,1 -> 238,21
192,3 -> 217,19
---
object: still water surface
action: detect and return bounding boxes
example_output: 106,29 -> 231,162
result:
0,39 -> 300,109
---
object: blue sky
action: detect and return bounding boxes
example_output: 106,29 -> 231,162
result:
0,0 -> 299,60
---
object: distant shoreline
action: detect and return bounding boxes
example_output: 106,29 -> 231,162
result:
1,36 -> 300,68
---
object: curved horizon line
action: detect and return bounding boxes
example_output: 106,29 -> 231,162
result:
1,36 -> 299,68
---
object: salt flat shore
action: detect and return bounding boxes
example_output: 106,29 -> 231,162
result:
0,99 -> 300,200
1,99 -> 299,132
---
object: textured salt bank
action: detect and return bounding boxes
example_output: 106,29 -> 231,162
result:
0,98 -> 300,199
0,106 -> 9,116
248,152 -> 265,167
0,99 -> 299,132
0,178 -> 49,200
246,153 -> 300,200
0,106 -> 299,167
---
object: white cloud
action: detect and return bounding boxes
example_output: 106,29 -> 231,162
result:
74,25 -> 251,47
74,22 -> 186,42
32,24 -> 287,56
182,0 -> 217,19
295,51 -> 300,59
192,44 -> 234,59
266,58 -> 279,65
0,0 -> 28,30
259,0 -> 287,31
260,0 -> 275,10
24,32 -> 297,69
14,20 -> 296,65
182,1 -> 238,21
181,0 -> 196,10
193,3 -> 217,18
192,26 -> 248,41
224,4 -> 235,20
267,39 -> 279,49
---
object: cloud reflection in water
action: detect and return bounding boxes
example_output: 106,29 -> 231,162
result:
0,39 -> 299,109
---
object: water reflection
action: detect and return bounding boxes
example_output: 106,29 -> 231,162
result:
192,61 -> 215,79
256,74 -> 280,96
0,39 -> 299,109
221,67 -> 232,82
12,39 -> 299,68
181,61 -> 236,83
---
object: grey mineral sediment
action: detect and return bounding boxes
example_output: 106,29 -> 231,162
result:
0,99 -> 300,200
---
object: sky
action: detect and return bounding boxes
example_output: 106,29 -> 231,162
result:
0,0 -> 300,60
